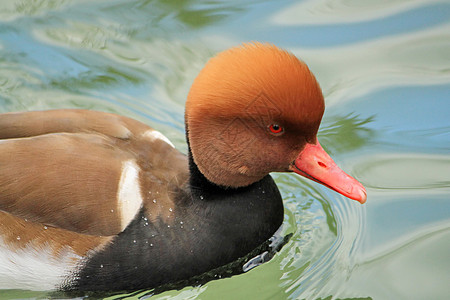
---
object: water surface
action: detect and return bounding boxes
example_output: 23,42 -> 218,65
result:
0,0 -> 449,299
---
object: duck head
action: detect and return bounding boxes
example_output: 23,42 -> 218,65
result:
186,43 -> 366,203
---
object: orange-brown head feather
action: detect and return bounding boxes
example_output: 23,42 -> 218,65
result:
186,42 -> 326,187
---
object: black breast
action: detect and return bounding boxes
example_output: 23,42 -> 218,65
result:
65,155 -> 284,292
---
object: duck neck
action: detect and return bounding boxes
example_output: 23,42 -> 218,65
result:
185,124 -> 227,195
187,147 -> 228,195
186,137 -> 284,242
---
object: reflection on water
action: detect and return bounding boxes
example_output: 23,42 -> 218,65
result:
319,113 -> 375,154
1,0 -> 449,299
272,0 -> 446,25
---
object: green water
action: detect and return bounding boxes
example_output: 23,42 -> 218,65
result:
1,0 -> 449,299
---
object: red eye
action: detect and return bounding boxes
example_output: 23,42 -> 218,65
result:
268,124 -> 284,135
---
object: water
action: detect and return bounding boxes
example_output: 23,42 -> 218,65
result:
1,0 -> 449,299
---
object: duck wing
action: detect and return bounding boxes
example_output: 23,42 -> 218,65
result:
0,109 -> 184,236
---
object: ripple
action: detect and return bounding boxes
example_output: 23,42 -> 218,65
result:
290,23 -> 450,106
275,174 -> 366,299
356,153 -> 450,190
338,222 -> 450,299
0,0 -> 70,21
272,0 -> 445,25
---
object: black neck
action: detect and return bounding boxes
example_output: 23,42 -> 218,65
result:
187,146 -> 241,198
185,124 -> 225,196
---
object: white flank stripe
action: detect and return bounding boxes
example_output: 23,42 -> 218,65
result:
117,160 -> 143,231
0,238 -> 82,291
142,130 -> 175,148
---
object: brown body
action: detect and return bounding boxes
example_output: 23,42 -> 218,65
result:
0,109 -> 187,254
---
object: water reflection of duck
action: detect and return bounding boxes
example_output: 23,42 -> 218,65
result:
0,43 -> 366,292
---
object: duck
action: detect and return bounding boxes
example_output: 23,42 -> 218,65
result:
0,42 -> 366,293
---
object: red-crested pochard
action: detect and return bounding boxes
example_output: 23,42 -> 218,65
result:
0,43 -> 366,292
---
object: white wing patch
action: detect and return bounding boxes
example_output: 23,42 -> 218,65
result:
142,130 -> 175,148
117,160 -> 143,231
0,238 -> 82,291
